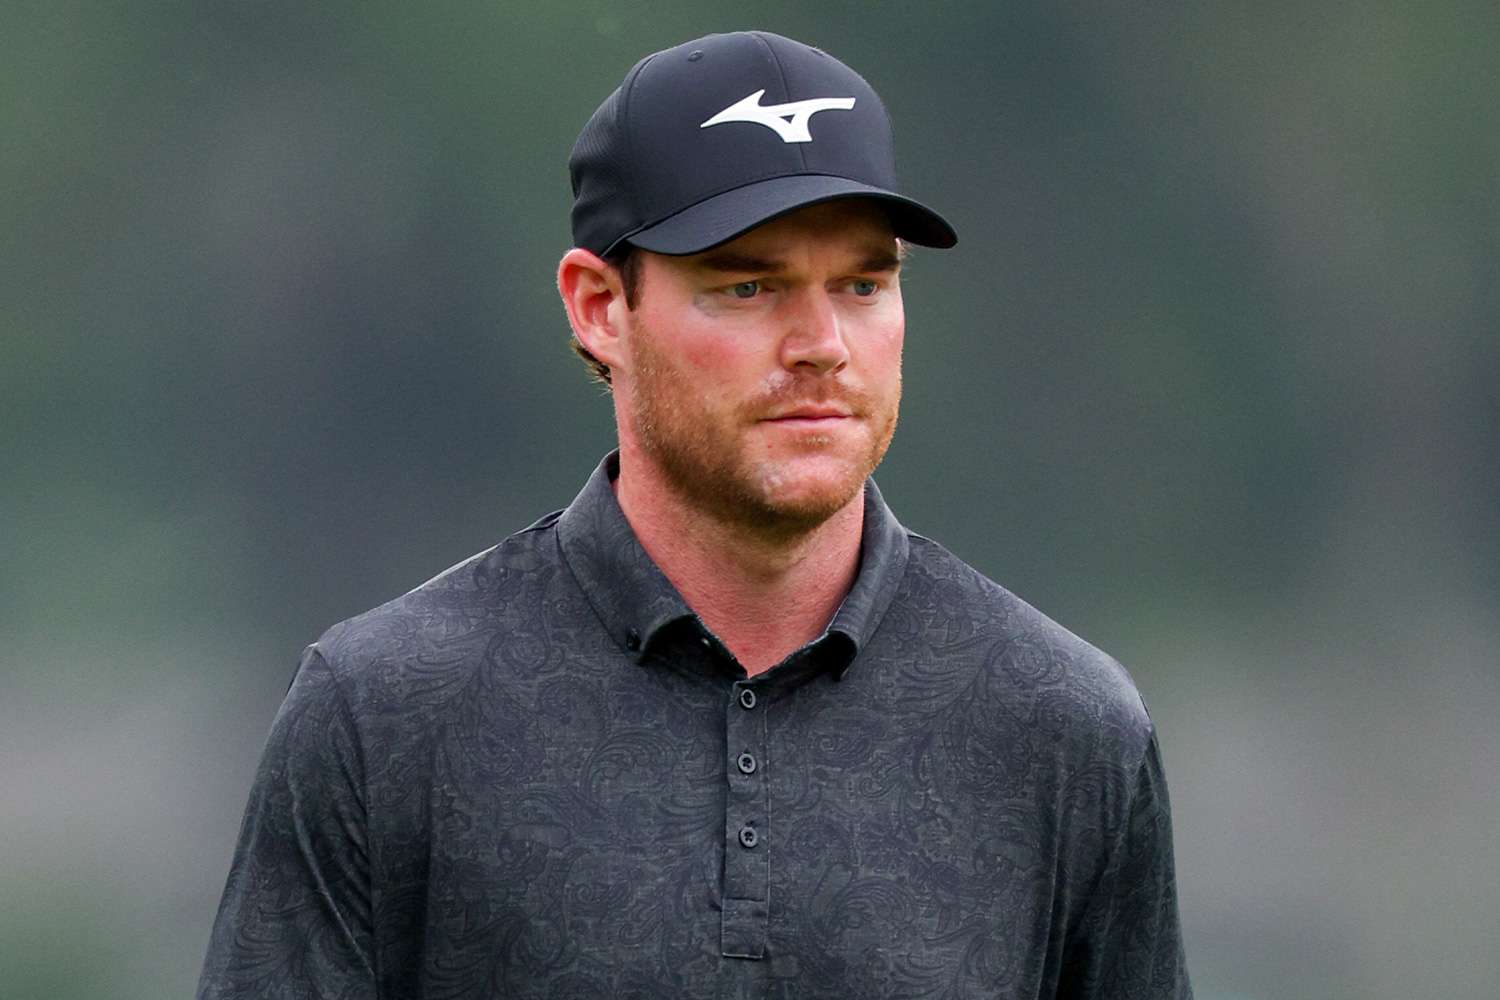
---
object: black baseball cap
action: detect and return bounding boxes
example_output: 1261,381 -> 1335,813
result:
569,31 -> 957,258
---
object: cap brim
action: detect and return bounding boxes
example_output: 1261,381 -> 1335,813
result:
616,174 -> 957,256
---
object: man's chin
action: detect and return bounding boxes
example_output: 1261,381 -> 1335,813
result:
738,457 -> 870,529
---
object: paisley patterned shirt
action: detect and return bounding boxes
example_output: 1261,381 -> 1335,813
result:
199,452 -> 1191,999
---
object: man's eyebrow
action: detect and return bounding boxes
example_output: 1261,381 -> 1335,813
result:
694,246 -> 904,275
856,249 -> 903,272
695,252 -> 786,274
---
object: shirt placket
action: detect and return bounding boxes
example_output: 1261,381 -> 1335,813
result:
720,678 -> 770,959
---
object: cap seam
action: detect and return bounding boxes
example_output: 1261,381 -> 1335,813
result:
650,168 -> 861,224
751,31 -> 808,174
618,52 -> 659,236
880,88 -> 898,188
607,173 -> 887,255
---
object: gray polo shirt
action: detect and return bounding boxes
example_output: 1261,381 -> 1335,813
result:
199,452 -> 1191,999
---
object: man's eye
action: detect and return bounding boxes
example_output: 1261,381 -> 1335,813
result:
729,281 -> 760,299
852,279 -> 879,297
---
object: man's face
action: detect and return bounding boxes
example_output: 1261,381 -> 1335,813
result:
615,200 -> 905,537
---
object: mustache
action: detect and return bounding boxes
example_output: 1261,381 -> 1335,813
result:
744,372 -> 876,418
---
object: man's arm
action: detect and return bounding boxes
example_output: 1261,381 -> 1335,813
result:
1062,730 -> 1193,999
198,645 -> 375,1000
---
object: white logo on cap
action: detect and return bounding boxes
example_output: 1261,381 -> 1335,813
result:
700,89 -> 856,144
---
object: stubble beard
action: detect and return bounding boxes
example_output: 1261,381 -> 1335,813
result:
627,316 -> 900,544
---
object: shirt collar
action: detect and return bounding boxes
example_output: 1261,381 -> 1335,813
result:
556,451 -> 910,679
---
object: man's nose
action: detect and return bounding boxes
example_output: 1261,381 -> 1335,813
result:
779,289 -> 849,374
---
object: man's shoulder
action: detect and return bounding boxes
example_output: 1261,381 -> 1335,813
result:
310,510 -> 569,688
900,530 -> 1153,742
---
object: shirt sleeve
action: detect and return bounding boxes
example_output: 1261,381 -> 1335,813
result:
198,645 -> 376,1000
1061,730 -> 1193,1000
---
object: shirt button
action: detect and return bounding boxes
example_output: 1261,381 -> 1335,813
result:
737,752 -> 757,775
738,689 -> 757,710
738,825 -> 759,849
624,629 -> 641,652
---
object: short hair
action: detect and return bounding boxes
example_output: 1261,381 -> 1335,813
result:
569,249 -> 642,388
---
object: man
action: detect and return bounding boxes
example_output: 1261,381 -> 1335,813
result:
200,30 -> 1191,999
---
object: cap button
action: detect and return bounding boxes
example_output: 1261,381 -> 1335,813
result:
687,50 -> 703,62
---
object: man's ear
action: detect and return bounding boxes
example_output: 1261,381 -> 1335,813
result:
558,247 -> 630,372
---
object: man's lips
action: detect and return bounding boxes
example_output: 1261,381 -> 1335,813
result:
762,406 -> 854,422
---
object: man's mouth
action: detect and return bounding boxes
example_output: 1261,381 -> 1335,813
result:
763,406 -> 853,423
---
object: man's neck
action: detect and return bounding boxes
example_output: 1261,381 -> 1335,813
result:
613,454 -> 864,677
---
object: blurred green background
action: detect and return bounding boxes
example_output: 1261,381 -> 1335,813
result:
4,2 -> 1497,998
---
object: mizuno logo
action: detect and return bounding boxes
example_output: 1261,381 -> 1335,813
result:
700,89 -> 857,144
